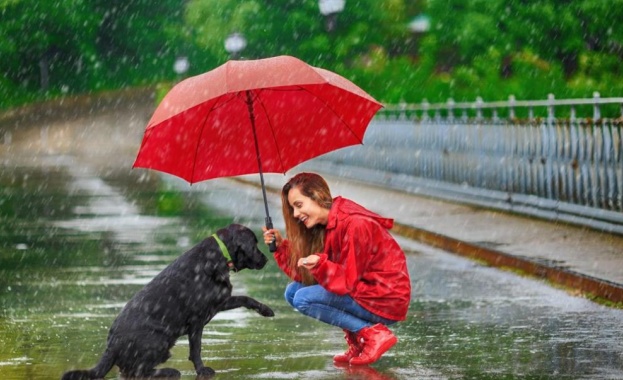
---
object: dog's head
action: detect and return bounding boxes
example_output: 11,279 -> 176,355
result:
217,224 -> 268,271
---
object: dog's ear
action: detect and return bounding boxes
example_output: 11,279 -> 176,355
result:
218,224 -> 243,243
223,223 -> 246,237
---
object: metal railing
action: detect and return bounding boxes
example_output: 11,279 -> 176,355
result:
317,93 -> 623,233
379,92 -> 623,122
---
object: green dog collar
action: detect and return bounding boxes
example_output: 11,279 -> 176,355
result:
212,233 -> 233,267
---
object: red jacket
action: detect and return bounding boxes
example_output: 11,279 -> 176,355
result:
274,196 -> 411,321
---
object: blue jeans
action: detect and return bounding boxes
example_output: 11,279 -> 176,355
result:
285,282 -> 396,333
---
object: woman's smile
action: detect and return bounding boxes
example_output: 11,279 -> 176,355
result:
287,187 -> 329,228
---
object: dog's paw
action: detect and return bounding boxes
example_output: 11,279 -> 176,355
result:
257,305 -> 275,317
196,366 -> 216,378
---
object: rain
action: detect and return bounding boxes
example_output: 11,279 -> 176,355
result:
2,1 -> 623,379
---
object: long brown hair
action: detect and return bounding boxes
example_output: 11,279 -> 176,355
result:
281,173 -> 333,285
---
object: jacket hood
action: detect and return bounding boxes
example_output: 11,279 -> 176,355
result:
327,196 -> 394,230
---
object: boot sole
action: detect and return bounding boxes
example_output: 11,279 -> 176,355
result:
333,356 -> 351,364
334,350 -> 363,364
349,336 -> 397,366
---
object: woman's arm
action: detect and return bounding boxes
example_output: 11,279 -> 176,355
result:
309,220 -> 372,295
271,239 -> 302,282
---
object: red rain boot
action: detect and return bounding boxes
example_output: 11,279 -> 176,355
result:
333,329 -> 361,363
349,324 -> 397,365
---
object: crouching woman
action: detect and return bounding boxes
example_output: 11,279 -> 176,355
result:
263,173 -> 411,365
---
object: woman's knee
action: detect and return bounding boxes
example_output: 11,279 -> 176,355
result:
291,292 -> 308,311
284,282 -> 303,307
291,285 -> 325,312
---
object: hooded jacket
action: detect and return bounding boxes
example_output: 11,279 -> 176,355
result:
274,196 -> 411,321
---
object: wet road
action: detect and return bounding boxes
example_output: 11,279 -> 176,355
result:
1,102 -> 623,379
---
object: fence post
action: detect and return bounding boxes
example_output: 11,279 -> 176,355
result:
544,94 -> 556,199
476,96 -> 483,121
593,92 -> 601,120
447,98 -> 455,122
547,93 -> 555,124
509,95 -> 516,120
422,99 -> 430,122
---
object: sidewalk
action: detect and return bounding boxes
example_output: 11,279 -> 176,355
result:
237,166 -> 623,306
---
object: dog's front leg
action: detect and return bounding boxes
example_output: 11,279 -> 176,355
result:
188,326 -> 215,377
217,296 -> 275,316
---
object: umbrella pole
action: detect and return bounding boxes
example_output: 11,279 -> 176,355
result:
246,91 -> 277,252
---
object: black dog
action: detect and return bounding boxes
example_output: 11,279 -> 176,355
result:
61,224 -> 274,379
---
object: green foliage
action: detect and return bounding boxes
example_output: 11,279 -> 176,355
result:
0,0 -> 186,107
421,0 -> 623,102
1,0 -> 622,110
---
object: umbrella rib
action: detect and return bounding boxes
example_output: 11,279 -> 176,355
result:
212,94 -> 240,110
253,90 -> 288,173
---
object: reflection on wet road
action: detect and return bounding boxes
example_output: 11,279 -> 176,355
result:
1,154 -> 623,379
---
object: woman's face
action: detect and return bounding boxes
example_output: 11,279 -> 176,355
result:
287,186 -> 330,228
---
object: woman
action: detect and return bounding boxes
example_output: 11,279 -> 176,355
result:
263,173 -> 411,365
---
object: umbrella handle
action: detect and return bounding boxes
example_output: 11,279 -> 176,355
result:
265,217 -> 277,253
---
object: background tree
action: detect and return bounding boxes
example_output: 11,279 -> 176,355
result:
89,0 -> 187,87
0,0 -> 185,105
422,0 -> 623,101
183,0 -> 420,101
0,0 -> 99,96
184,0 -> 410,70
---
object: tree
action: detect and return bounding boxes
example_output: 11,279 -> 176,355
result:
0,0 -> 100,93
184,0 -> 418,72
424,0 -> 623,80
0,0 -> 186,100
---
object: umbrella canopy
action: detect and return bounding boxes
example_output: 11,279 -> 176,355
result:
134,55 -> 382,181
133,55 -> 382,246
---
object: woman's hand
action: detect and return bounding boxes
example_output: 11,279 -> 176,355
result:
262,226 -> 283,248
297,254 -> 320,269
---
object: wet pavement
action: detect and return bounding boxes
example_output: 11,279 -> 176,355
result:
1,96 -> 623,379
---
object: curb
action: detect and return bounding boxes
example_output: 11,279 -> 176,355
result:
390,223 -> 623,305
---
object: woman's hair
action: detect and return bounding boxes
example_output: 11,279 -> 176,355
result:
281,172 -> 333,285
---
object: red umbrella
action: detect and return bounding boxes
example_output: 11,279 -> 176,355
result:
133,55 -> 382,249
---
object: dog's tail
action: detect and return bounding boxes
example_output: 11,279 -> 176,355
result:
61,349 -> 116,380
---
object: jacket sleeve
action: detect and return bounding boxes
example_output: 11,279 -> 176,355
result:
310,220 -> 371,295
273,240 -> 302,282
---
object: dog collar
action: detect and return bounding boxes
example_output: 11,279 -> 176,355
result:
212,233 -> 234,270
